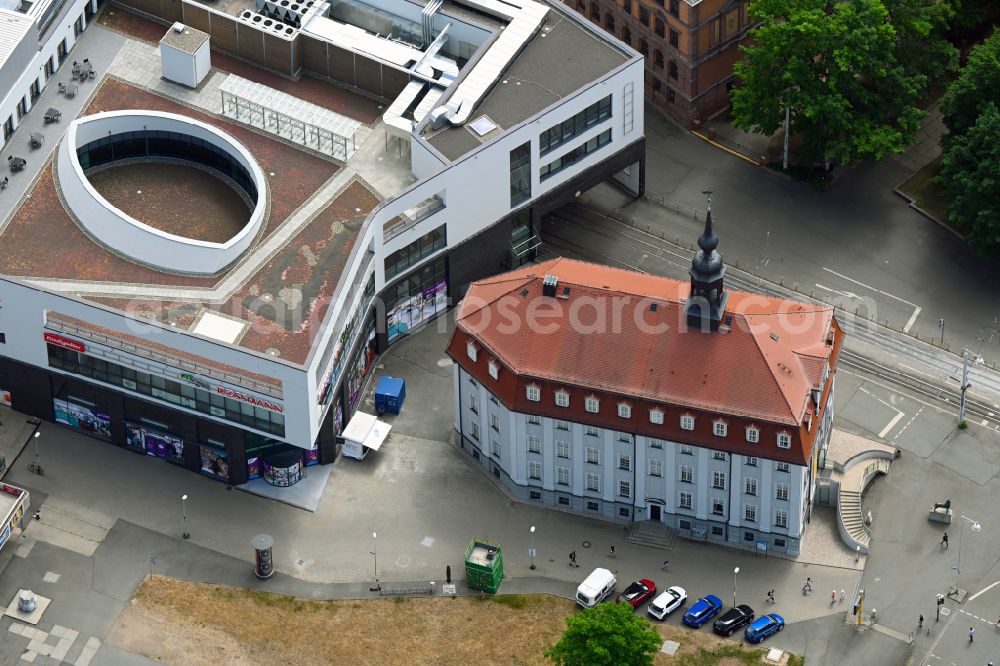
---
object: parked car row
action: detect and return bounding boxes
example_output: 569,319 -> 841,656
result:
574,568 -> 784,644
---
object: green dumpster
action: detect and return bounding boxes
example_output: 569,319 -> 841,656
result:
465,538 -> 504,594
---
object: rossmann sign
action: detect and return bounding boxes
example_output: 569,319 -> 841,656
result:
216,386 -> 283,414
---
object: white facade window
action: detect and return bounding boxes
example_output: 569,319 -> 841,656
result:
745,505 -> 757,522
680,465 -> 693,483
776,484 -> 789,501
585,425 -> 601,437
586,446 -> 600,465
528,436 -> 541,454
526,385 -> 541,402
679,492 -> 692,510
775,510 -> 788,528
466,341 -> 478,361
618,480 -> 631,498
649,438 -> 664,449
490,413 -> 500,432
713,420 -> 728,437
713,452 -> 727,461
491,439 -> 501,457
649,408 -> 664,424
586,473 -> 600,492
745,456 -> 758,467
617,432 -> 631,443
618,402 -> 632,418
555,390 -> 570,407
777,433 -> 792,449
712,498 -> 725,515
649,459 -> 663,477
557,466 -> 571,485
745,478 -> 758,496
488,360 -> 499,380
555,420 -> 570,431
680,414 -> 695,430
746,427 -> 760,443
712,471 -> 726,490
528,461 -> 542,480
556,440 -> 571,459
618,454 -> 631,471
585,396 -> 600,413
471,422 -> 480,440
680,444 -> 694,455
469,394 -> 479,414
776,461 -> 790,472
526,414 -> 540,425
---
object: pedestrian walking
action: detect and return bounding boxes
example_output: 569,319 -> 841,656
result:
767,589 -> 775,604
803,577 -> 812,594
569,551 -> 578,567
918,614 -> 923,629
839,589 -> 845,603
941,532 -> 949,548
660,559 -> 670,570
607,545 -> 615,558
831,590 -> 837,604
969,626 -> 975,642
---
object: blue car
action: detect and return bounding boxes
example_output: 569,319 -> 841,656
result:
682,595 -> 723,628
744,613 -> 785,643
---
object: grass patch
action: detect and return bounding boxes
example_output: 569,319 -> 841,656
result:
110,577 -> 804,666
898,157 -> 954,227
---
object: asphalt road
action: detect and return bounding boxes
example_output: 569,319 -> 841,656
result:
583,105 -> 1000,366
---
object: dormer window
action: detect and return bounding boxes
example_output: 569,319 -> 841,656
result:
649,408 -> 664,425
466,341 -> 478,362
745,426 -> 760,444
488,359 -> 499,380
618,402 -> 632,419
585,396 -> 600,413
555,390 -> 570,408
777,432 -> 792,449
680,414 -> 695,431
526,385 -> 541,402
713,420 -> 728,437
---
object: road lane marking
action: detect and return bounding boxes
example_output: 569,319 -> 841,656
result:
904,306 -> 921,333
892,406 -> 924,441
878,410 -> 906,438
968,581 -> 1000,602
822,267 -> 922,332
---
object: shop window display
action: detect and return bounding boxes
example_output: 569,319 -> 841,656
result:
53,398 -> 112,441
199,444 -> 230,480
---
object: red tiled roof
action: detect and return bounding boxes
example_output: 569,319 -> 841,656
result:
454,258 -> 838,426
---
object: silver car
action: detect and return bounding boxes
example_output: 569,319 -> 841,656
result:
647,585 -> 687,620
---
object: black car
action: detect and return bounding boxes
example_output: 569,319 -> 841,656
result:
712,604 -> 755,636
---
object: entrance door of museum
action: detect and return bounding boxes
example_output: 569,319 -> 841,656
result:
649,505 -> 661,522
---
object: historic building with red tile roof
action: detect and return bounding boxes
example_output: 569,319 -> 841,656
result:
446,212 -> 843,555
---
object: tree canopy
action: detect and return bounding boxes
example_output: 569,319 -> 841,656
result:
940,32 -> 1000,139
544,602 -> 662,666
936,102 -> 1000,254
731,0 -> 928,166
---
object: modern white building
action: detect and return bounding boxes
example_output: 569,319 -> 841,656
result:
446,219 -> 843,555
0,0 -> 645,486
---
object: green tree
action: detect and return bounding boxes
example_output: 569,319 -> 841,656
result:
544,602 -> 661,666
940,32 -> 1000,139
732,0 -> 923,166
936,102 -> 1000,254
883,0 -> 958,93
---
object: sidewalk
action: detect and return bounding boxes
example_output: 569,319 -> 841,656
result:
0,405 -> 41,479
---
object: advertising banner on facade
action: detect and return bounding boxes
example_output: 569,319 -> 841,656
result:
53,399 -> 111,441
199,445 -> 230,481
387,280 -> 447,342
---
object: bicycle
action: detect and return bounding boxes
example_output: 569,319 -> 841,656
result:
27,460 -> 44,476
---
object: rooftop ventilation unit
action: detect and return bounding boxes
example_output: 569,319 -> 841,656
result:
172,21 -> 185,33
542,274 -> 558,297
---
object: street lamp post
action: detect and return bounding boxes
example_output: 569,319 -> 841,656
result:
952,514 -> 981,594
958,350 -> 984,425
733,567 -> 740,608
529,526 -> 536,570
180,494 -> 189,539
370,532 -> 381,592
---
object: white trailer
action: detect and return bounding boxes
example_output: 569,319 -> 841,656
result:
341,411 -> 391,461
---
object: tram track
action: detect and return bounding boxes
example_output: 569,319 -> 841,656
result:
541,205 -> 1000,427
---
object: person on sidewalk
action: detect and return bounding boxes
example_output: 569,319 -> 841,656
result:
941,532 -> 949,548
803,578 -> 812,594
569,551 -> 578,567
660,559 -> 670,570
969,626 -> 975,642
607,545 -> 615,558
767,590 -> 775,604
831,590 -> 837,604
839,590 -> 846,603
918,614 -> 923,629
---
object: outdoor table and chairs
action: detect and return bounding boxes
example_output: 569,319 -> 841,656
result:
44,108 -> 61,123
8,156 -> 26,172
29,133 -> 43,149
63,82 -> 78,98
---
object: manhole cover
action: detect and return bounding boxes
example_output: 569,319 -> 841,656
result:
582,541 -> 591,548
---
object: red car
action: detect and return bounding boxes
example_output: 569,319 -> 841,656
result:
616,579 -> 657,608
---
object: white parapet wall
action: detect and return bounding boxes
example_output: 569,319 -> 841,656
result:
57,110 -> 268,275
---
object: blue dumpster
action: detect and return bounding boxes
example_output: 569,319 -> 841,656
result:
375,375 -> 406,415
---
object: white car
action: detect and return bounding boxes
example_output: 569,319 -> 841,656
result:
647,585 -> 687,620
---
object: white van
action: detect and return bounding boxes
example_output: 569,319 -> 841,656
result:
576,568 -> 617,608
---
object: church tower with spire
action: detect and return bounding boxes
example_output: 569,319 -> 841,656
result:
684,192 -> 728,331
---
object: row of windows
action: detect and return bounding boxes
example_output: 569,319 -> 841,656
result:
47,344 -> 285,436
539,129 -> 612,181
676,493 -> 788,526
538,95 -> 612,156
525,385 -> 793,448
384,225 -> 446,281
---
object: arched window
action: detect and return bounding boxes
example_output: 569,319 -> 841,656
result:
639,39 -> 649,58
668,60 -> 679,80
654,50 -> 664,69
605,12 -> 615,32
